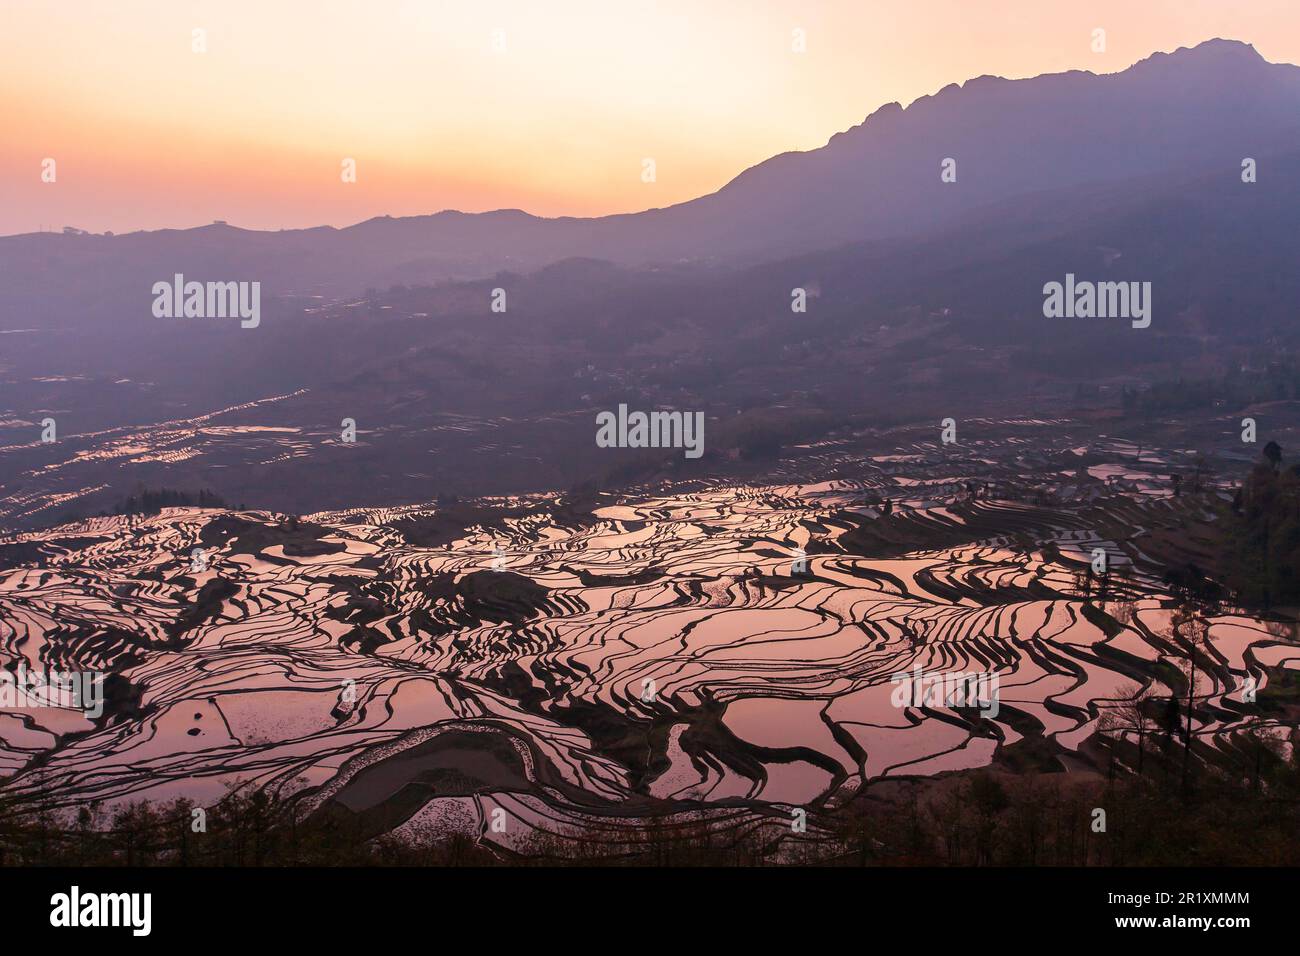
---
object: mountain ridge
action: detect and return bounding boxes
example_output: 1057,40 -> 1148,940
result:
3,37 -> 1298,332
3,37 -> 1288,243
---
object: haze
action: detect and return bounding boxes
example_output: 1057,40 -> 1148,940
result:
4,0 -> 1300,235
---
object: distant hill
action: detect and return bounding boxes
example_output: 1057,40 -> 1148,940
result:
3,38 -> 1297,335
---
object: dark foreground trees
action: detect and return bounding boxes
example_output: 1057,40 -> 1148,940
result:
1227,443 -> 1300,606
4,734 -> 1300,866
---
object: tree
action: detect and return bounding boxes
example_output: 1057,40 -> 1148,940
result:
1191,454 -> 1211,494
1105,599 -> 1137,626
1239,719 -> 1287,791
968,774 -> 1009,865
1072,567 -> 1093,599
1225,449 -> 1300,605
1165,605 -> 1213,795
1099,681 -> 1157,777
1158,694 -> 1182,749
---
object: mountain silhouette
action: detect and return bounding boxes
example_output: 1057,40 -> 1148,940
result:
3,37 -> 1297,334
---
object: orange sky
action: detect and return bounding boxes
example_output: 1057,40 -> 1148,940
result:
3,0 -> 1299,236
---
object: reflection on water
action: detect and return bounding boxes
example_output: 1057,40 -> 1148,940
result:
0,464 -> 1292,851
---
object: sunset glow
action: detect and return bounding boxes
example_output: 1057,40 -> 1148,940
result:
5,0 -> 1300,235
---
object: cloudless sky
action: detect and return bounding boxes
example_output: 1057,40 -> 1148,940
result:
3,0 -> 1299,235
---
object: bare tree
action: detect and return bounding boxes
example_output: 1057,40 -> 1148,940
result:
1105,599 -> 1137,626
1099,680 -> 1157,777
1166,606 -> 1212,794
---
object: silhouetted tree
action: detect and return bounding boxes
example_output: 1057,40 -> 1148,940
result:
1100,681 -> 1157,778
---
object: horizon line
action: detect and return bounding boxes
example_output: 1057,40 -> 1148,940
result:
1,35 -> 1276,242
